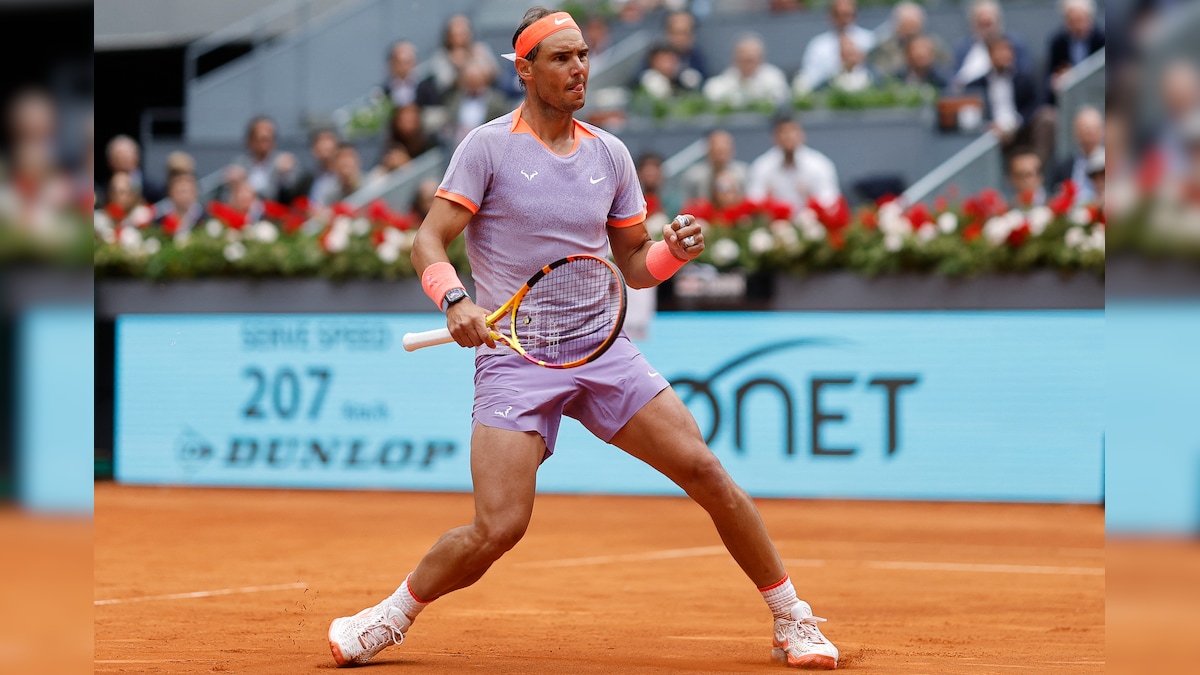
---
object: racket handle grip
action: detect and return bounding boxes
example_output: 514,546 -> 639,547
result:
402,327 -> 455,352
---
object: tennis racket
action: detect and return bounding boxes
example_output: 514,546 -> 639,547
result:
402,254 -> 627,369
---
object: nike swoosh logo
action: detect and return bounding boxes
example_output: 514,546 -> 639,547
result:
554,17 -> 570,24
648,371 -> 660,378
590,176 -> 606,184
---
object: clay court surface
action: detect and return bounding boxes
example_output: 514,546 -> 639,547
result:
94,483 -> 1104,673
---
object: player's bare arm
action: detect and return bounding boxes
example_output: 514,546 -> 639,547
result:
607,214 -> 704,289
411,196 -> 495,349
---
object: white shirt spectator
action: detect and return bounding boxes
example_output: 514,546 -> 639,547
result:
746,145 -> 841,213
796,25 -> 875,93
986,70 -> 1021,133
956,41 -> 993,88
703,63 -> 790,107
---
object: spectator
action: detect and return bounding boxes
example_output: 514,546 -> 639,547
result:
898,35 -> 948,89
712,168 -> 746,211
870,2 -> 950,81
681,129 -> 749,203
820,34 -> 875,93
157,172 -> 206,233
384,41 -> 441,109
106,135 -> 162,203
951,0 -> 1033,91
795,0 -> 875,94
1085,147 -> 1105,205
1051,106 -> 1104,202
1047,0 -> 1104,96
638,43 -> 703,100
1008,149 -> 1045,207
331,143 -> 363,202
226,116 -> 299,202
428,13 -> 498,97
1155,60 -> 1200,178
365,143 -> 412,187
228,177 -> 265,222
966,35 -> 1056,168
164,151 -> 196,181
582,14 -> 614,73
443,62 -> 512,148
637,152 -> 668,217
703,34 -> 790,108
662,10 -> 709,80
746,116 -> 840,213
388,104 -> 440,161
105,171 -> 142,214
286,128 -> 341,207
410,177 -> 440,225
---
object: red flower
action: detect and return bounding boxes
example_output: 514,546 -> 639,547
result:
160,212 -> 181,236
809,196 -> 851,232
933,196 -> 949,213
963,223 -> 983,242
1006,223 -> 1031,247
906,202 -> 933,228
1016,189 -> 1036,208
763,198 -> 792,221
978,188 -> 1008,216
207,201 -> 247,229
875,193 -> 899,207
682,198 -> 715,223
828,230 -> 846,250
105,202 -> 127,222
859,208 -> 878,229
291,196 -> 312,214
1086,204 -> 1103,224
331,202 -> 357,218
645,193 -> 663,217
283,213 -> 308,234
1048,180 -> 1078,216
263,200 -> 291,220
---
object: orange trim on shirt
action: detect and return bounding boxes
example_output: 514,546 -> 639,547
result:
607,209 -> 647,228
509,103 -> 597,157
435,189 -> 479,214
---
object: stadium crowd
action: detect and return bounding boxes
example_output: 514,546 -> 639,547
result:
93,0 -> 1113,237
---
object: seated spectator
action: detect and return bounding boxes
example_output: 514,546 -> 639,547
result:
286,127 -> 341,207
226,116 -> 299,202
582,14 -> 614,73
638,44 -> 703,100
1154,60 -> 1200,178
1085,147 -> 1105,205
107,134 -> 162,204
712,168 -> 746,211
1008,149 -> 1045,207
898,35 -> 948,89
795,0 -> 875,94
384,41 -> 441,108
870,2 -> 951,81
389,104 -> 440,161
164,150 -> 196,181
428,14 -> 498,98
703,34 -> 790,108
105,171 -> 142,215
228,177 -> 265,223
746,116 -> 841,213
1051,106 -> 1104,202
681,129 -> 748,203
331,144 -> 363,202
951,0 -> 1033,91
365,143 -> 413,187
410,177 -> 440,225
966,35 -> 1056,168
662,10 -> 709,80
820,34 -> 876,93
157,172 -> 207,233
637,152 -> 667,217
1047,0 -> 1105,97
443,63 -> 512,148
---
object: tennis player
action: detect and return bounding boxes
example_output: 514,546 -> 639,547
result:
328,6 -> 838,670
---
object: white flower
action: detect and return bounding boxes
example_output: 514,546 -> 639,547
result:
224,241 -> 247,262
641,70 -> 673,100
983,216 -> 1013,246
129,205 -> 154,227
205,219 -> 224,237
936,212 -> 958,234
224,227 -> 242,242
173,231 -> 191,248
798,211 -> 825,241
382,227 -> 404,247
351,217 -> 371,237
916,223 -> 938,243
878,201 -> 903,222
646,212 -> 670,237
770,219 -> 800,249
1085,229 -> 1105,252
1003,209 -> 1027,230
142,237 -> 161,255
248,221 -> 279,243
399,230 -> 417,251
879,207 -> 912,237
1069,207 -> 1092,226
748,228 -> 774,255
93,211 -> 114,234
324,228 -> 350,253
98,226 -> 116,244
710,238 -> 739,266
331,216 -> 352,236
1027,206 -> 1053,236
883,232 -> 904,252
118,226 -> 143,252
1064,226 -> 1087,249
377,244 -> 400,264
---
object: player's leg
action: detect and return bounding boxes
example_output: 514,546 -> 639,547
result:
328,424 -> 544,667
609,388 -> 838,669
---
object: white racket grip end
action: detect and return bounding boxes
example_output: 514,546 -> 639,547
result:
402,327 -> 455,351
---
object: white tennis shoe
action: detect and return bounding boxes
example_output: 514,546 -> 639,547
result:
771,601 -> 838,669
328,602 -> 410,666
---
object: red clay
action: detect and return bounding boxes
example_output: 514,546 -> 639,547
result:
94,484 -> 1104,673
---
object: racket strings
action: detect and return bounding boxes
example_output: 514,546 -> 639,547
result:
515,258 -> 623,365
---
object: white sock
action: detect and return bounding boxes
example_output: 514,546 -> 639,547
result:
386,574 -> 429,622
759,575 -> 799,619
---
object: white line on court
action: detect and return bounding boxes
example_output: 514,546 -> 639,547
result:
515,546 -> 728,569
94,581 -> 308,606
860,560 -> 1104,576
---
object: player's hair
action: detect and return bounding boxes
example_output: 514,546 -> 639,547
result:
513,6 -> 558,63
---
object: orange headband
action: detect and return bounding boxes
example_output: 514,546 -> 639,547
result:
504,12 -> 580,61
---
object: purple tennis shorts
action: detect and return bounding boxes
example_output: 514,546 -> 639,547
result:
472,335 -> 670,459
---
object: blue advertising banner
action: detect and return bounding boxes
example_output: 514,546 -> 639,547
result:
116,311 -> 1103,502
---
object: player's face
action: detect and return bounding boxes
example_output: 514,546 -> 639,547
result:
529,30 -> 589,113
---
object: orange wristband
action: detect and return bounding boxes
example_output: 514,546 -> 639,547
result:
421,261 -> 464,311
646,240 -> 687,281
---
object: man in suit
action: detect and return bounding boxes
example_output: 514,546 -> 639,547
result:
967,35 -> 1056,167
106,135 -> 162,204
1051,106 -> 1103,201
951,0 -> 1032,91
1046,0 -> 1104,100
225,116 -> 300,203
383,41 -> 441,109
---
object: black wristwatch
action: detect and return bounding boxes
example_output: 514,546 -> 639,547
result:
441,287 -> 469,312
